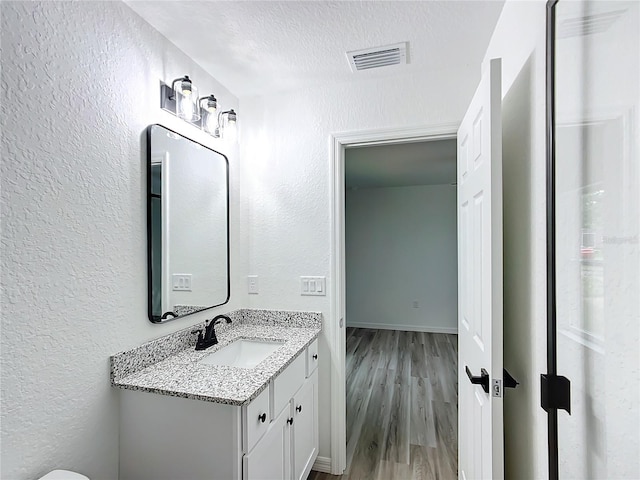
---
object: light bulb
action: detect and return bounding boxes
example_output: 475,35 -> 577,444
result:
224,111 -> 237,142
180,78 -> 192,96
180,96 -> 193,119
204,111 -> 217,134
205,96 -> 217,114
175,79 -> 199,121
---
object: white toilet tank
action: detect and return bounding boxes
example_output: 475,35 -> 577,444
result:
38,470 -> 89,480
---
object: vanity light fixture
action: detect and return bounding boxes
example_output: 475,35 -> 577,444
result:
173,75 -> 200,122
199,94 -> 218,135
160,75 -> 200,122
213,109 -> 237,141
160,75 -> 238,142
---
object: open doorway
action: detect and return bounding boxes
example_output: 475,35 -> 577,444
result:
343,138 -> 458,477
319,124 -> 461,478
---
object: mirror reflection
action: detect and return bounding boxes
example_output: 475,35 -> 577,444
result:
147,124 -> 229,323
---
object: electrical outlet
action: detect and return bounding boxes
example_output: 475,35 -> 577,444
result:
413,301 -> 420,309
301,276 -> 326,296
172,274 -> 192,291
248,275 -> 259,294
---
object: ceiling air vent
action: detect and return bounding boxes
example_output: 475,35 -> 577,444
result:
347,42 -> 408,72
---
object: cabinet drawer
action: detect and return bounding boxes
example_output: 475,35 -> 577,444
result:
244,386 -> 271,453
273,353 -> 305,416
306,339 -> 318,378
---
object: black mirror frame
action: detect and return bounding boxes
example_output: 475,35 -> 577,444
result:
146,124 -> 230,323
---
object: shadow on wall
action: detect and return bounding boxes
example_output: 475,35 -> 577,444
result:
502,52 -> 536,479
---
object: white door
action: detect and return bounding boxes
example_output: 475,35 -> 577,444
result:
457,57 -> 504,480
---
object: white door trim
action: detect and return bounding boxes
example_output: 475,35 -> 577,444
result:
328,122 -> 459,474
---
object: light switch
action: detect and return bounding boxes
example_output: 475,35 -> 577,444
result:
300,276 -> 326,296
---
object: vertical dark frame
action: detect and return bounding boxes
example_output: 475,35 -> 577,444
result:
146,126 -> 156,322
543,1 -> 572,479
545,1 -> 559,479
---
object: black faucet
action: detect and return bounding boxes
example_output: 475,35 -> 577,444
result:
193,314 -> 232,351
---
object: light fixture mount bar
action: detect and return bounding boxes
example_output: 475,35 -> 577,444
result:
160,82 -> 177,115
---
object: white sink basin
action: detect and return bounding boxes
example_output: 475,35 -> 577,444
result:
199,339 -> 284,369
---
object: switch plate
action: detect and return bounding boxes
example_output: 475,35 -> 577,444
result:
172,274 -> 192,291
248,275 -> 259,294
301,276 -> 326,296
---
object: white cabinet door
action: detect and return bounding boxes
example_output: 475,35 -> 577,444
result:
292,371 -> 318,480
243,405 -> 292,480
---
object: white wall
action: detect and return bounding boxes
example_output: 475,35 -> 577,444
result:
0,2 -> 243,479
345,185 -> 457,333
481,1 -> 549,478
240,55 -> 482,461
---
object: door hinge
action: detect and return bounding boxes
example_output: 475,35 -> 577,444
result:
540,374 -> 571,414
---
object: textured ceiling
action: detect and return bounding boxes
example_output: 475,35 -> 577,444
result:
345,139 -> 457,189
125,0 -> 505,97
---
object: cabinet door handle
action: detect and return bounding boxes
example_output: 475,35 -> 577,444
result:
287,417 -> 294,425
258,413 -> 266,423
312,354 -> 318,360
296,405 -> 302,413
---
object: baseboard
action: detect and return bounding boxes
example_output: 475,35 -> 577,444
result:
312,456 -> 332,473
346,321 -> 458,334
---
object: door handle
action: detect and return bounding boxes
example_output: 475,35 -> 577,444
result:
503,368 -> 519,389
466,366 -> 490,393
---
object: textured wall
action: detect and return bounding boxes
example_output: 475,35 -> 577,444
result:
239,60 -> 481,460
481,1 -> 549,478
0,2 -> 242,479
345,185 -> 458,333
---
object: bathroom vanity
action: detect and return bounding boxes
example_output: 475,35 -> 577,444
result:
111,310 -> 321,480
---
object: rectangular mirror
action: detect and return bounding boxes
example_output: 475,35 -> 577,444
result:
147,124 -> 229,323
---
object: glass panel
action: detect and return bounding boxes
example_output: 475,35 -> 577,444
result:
554,1 -> 639,478
148,125 -> 230,322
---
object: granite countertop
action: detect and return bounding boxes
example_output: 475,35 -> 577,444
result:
111,310 -> 322,406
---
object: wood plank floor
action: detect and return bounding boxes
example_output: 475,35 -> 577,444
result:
309,328 -> 458,480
